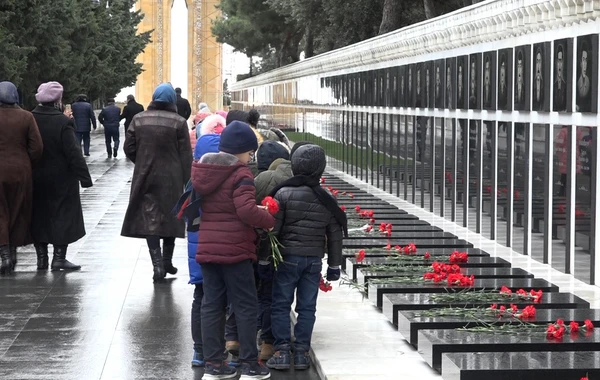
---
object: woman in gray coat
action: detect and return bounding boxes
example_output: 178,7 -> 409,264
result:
121,83 -> 192,282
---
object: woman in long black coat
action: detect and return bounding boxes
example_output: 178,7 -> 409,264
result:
31,82 -> 93,271
121,83 -> 192,282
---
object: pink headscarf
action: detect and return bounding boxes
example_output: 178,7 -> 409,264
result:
36,82 -> 64,103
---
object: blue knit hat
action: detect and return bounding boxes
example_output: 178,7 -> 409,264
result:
152,83 -> 177,104
219,121 -> 258,154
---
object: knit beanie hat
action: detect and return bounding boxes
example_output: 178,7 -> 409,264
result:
36,82 -> 63,103
257,140 -> 290,171
0,81 -> 19,104
219,120 -> 258,154
291,144 -> 326,178
226,109 -> 249,126
290,141 -> 313,159
194,110 -> 212,125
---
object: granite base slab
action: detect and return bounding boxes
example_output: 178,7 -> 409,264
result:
442,351 -> 600,380
347,256 -> 509,281
369,278 -> 559,308
345,231 -> 456,240
399,308 -> 600,346
357,267 -> 533,285
420,328 -> 600,372
343,238 -> 472,250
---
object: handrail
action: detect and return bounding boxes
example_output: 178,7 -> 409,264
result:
231,0 -> 600,91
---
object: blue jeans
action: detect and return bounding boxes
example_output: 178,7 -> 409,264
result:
271,255 -> 322,352
76,132 -> 90,155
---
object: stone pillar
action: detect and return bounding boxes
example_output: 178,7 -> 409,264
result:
189,0 -> 223,112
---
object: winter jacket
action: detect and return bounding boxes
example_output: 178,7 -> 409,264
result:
121,102 -> 192,239
192,152 -> 275,264
98,103 -> 121,130
176,95 -> 192,120
255,159 -> 293,203
71,100 -> 97,133
31,106 -> 93,245
194,134 -> 221,161
120,100 -> 144,131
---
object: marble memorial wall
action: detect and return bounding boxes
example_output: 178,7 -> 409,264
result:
231,0 -> 600,284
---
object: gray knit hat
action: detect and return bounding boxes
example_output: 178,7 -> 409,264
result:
291,144 -> 326,178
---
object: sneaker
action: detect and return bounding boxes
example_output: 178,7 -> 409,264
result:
266,350 -> 290,370
259,343 -> 275,361
240,361 -> 270,379
294,350 -> 311,370
191,350 -> 204,367
203,361 -> 237,380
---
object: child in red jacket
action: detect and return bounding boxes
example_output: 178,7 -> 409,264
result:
192,121 -> 275,380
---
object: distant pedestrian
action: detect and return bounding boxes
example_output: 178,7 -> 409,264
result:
176,87 -> 192,121
31,81 -> 93,272
0,81 -> 44,275
120,95 -> 144,133
121,83 -> 192,282
71,94 -> 97,156
98,98 -> 122,158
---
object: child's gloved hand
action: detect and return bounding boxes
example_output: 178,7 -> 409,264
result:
258,260 -> 274,280
326,266 -> 341,281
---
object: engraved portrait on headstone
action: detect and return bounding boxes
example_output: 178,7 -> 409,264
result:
497,48 -> 513,111
576,34 -> 598,113
425,64 -> 431,107
514,45 -> 531,111
553,39 -> 572,112
457,56 -> 468,109
434,59 -> 445,108
532,43 -> 551,112
416,64 -> 422,108
483,51 -> 496,110
469,53 -> 481,110
445,57 -> 456,110
399,66 -> 406,107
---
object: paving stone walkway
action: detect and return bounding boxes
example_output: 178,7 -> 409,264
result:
0,132 -> 319,380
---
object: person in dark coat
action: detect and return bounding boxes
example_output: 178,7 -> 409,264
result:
265,144 -> 345,371
121,83 -> 193,282
120,94 -> 144,133
98,98 -> 122,158
71,94 -> 97,156
31,82 -> 93,272
0,81 -> 44,274
175,88 -> 192,121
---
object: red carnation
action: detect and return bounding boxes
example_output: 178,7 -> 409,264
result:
584,319 -> 594,331
341,205 -> 346,212
424,252 -> 431,259
570,321 -> 580,333
355,205 -> 361,212
261,196 -> 280,215
355,250 -> 366,263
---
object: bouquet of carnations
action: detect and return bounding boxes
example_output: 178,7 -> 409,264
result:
261,196 -> 284,268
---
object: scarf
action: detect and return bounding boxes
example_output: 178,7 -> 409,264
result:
269,175 -> 348,237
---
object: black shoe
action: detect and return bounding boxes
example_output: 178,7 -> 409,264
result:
148,248 -> 166,282
84,153 -> 90,156
293,350 -> 311,370
113,148 -> 118,158
203,361 -> 237,379
0,245 -> 13,275
107,152 -> 112,159
266,350 -> 290,370
240,361 -> 270,379
162,244 -> 177,276
51,245 -> 81,271
34,243 -> 49,270
9,246 -> 16,269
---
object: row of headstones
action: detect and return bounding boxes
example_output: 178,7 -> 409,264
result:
376,163 -> 591,247
324,173 -> 599,380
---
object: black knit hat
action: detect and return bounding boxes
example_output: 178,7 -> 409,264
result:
219,121 -> 258,154
257,140 -> 290,171
291,144 -> 326,178
290,141 -> 312,158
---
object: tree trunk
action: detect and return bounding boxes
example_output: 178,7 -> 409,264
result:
249,56 -> 253,76
379,0 -> 403,35
423,0 -> 435,19
304,25 -> 314,58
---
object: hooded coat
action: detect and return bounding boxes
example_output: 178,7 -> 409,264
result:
191,152 -> 275,264
31,106 -> 93,245
254,158 -> 293,203
0,104 -> 44,246
270,145 -> 343,266
121,101 -> 193,239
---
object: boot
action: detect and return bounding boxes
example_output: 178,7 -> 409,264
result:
9,246 -> 16,269
149,247 -> 166,282
113,148 -> 118,158
0,245 -> 13,275
51,245 -> 81,271
162,244 -> 178,276
34,243 -> 49,270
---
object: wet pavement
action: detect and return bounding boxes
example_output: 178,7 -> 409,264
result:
0,132 -> 320,380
